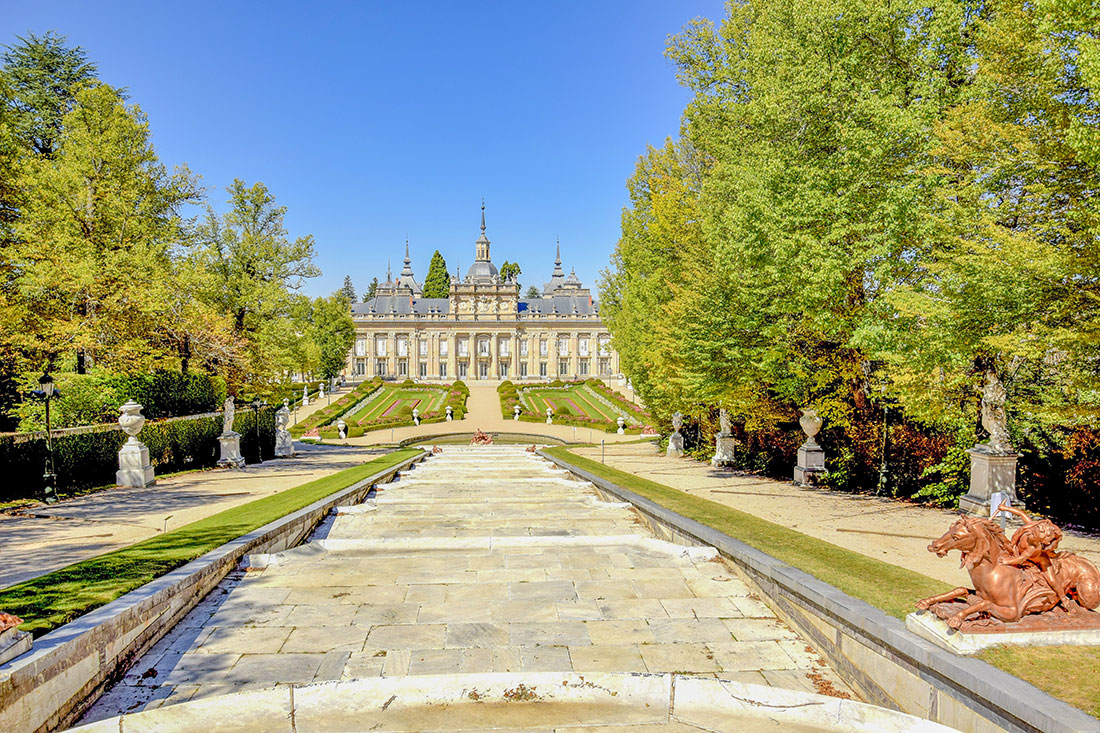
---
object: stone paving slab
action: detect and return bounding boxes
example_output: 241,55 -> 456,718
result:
80,446 -> 864,726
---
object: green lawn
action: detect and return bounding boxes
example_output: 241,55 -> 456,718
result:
349,385 -> 448,424
0,449 -> 420,636
543,447 -> 1100,718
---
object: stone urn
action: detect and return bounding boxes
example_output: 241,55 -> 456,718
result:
302,385 -> 309,406
546,407 -> 553,425
412,408 -> 420,426
446,405 -> 453,422
318,382 -> 326,400
337,419 -> 347,439
116,401 -> 155,487
118,401 -> 146,443
513,405 -> 521,421
283,398 -> 289,410
799,409 -> 823,445
616,416 -> 626,435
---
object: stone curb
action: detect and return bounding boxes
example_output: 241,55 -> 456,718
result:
0,450 -> 428,733
70,671 -> 953,732
538,450 -> 1100,733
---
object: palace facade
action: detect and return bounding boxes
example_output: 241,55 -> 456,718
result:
346,205 -> 621,383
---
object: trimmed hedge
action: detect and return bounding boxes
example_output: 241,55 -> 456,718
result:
13,371 -> 228,431
320,381 -> 470,436
0,406 -> 276,502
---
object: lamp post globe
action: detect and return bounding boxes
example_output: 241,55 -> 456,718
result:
38,371 -> 58,505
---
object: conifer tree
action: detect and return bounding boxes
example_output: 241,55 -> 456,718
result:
423,250 -> 450,297
341,275 -> 356,303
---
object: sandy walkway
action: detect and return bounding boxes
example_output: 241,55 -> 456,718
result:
571,443 -> 1100,589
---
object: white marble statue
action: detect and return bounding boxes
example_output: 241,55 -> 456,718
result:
981,371 -> 1012,454
222,397 -> 235,435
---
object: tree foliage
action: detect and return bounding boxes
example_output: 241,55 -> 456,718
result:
603,0 -> 1100,512
341,275 -> 356,303
499,260 -> 521,288
422,250 -> 450,297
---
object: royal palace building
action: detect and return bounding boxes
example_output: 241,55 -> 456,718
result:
346,205 -> 622,383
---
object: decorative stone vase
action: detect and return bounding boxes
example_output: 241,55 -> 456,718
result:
616,416 -> 626,435
799,409 -> 823,445
412,408 -> 420,426
337,419 -> 348,439
302,386 -> 309,407
116,401 -> 155,487
514,405 -> 521,421
546,407 -> 553,425
118,400 -> 146,442
446,405 -> 453,422
319,383 -> 326,400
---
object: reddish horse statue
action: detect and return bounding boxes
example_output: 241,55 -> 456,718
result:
916,511 -> 1100,629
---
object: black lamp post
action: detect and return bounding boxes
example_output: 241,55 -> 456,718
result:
251,399 -> 266,464
31,371 -> 59,504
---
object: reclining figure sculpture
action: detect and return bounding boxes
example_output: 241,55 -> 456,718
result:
916,505 -> 1100,630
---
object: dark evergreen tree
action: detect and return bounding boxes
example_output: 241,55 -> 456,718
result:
525,285 -> 540,298
366,277 -> 379,300
423,250 -> 450,298
341,275 -> 356,303
2,31 -> 98,156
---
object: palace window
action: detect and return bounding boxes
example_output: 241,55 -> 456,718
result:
440,362 -> 448,378
599,358 -> 611,376
419,340 -> 427,357
398,359 -> 408,376
579,338 -> 589,357
355,339 -> 366,357
559,359 -> 569,375
540,362 -> 548,377
375,359 -> 387,376
458,338 -> 469,357
520,362 -> 528,378
558,339 -> 569,356
520,339 -> 528,357
397,338 -> 408,357
539,339 -> 548,356
478,338 -> 490,357
355,359 -> 365,376
499,338 -> 510,357
419,362 -> 427,378
499,362 -> 509,378
458,361 -> 468,378
479,362 -> 489,379
598,336 -> 610,356
579,359 -> 589,376
375,339 -> 387,357
440,339 -> 449,357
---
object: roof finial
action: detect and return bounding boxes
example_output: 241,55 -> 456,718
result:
387,259 -> 391,280
404,236 -> 410,264
555,238 -> 561,265
480,198 -> 486,234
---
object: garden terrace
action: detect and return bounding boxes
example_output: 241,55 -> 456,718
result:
498,380 -> 648,433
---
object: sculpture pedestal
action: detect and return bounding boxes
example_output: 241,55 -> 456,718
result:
217,432 -> 246,469
711,435 -> 735,467
793,442 -> 825,486
666,432 -> 684,458
116,439 -> 155,488
958,448 -> 1021,516
0,625 -> 31,665
274,430 -> 295,458
906,610 -> 1100,655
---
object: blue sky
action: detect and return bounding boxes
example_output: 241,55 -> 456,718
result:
2,1 -> 726,299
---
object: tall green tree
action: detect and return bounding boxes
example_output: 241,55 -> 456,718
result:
524,285 -> 540,298
422,250 -> 450,297
192,179 -> 320,387
366,277 -> 379,300
311,292 -> 355,380
10,83 -> 200,374
499,261 -> 521,289
2,31 -> 98,157
341,274 -> 356,302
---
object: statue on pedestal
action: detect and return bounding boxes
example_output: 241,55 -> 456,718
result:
666,411 -> 684,458
274,406 -> 294,458
959,370 -> 1021,516
217,397 -> 245,469
712,408 -> 735,467
793,408 -> 825,485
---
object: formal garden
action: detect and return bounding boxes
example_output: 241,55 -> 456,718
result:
497,379 -> 650,433
295,379 -> 469,439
